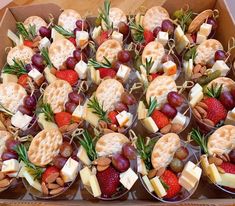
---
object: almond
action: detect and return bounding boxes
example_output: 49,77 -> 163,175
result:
47,183 -> 60,189
97,157 -> 111,166
217,154 -> 229,162
193,108 -> 202,119
67,123 -> 79,133
197,102 -> 208,110
50,67 -> 57,75
45,172 -> 60,184
224,153 -> 230,162
156,167 -> 165,177
160,124 -> 172,134
103,128 -> 115,134
49,187 -> 64,195
202,119 -> 215,127
195,106 -> 207,118
199,66 -> 206,75
147,169 -> 157,179
170,123 -> 183,133
191,73 -> 202,79
59,125 -> 68,133
56,177 -> 64,187
97,164 -> 109,172
0,178 -> 10,188
208,156 -> 223,166
0,172 -> 5,181
41,182 -> 49,195
193,64 -> 202,74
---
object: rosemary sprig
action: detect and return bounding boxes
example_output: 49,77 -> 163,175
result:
87,97 -> 109,123
41,48 -> 53,68
147,97 -> 158,116
53,25 -> 75,38
174,9 -> 193,32
3,59 -> 27,77
78,130 -> 97,161
206,84 -> 223,99
88,57 -> 112,69
143,57 -> 153,75
14,144 -> 44,180
135,136 -> 157,170
190,128 -> 208,154
184,46 -> 197,61
16,22 -> 36,41
37,103 -> 54,122
98,0 -> 113,30
129,19 -> 144,43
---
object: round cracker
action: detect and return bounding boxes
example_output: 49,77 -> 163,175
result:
194,39 -> 223,65
151,133 -> 181,170
58,9 -> 81,32
0,83 -> 27,113
141,41 -> 165,64
43,80 -> 72,113
143,6 -> 169,32
95,79 -> 124,112
0,131 -> 12,159
101,7 -> 127,30
96,132 -> 129,156
96,39 -> 122,63
23,16 -> 47,34
207,77 -> 235,92
188,10 -> 213,33
28,129 -> 63,166
207,125 -> 235,156
146,76 -> 177,106
49,39 -> 75,69
7,45 -> 34,66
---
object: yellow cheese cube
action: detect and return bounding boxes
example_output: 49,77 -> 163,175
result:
142,117 -> 159,133
150,176 -> 167,198
89,175 -> 101,197
142,175 -> 154,193
80,166 -> 92,186
44,67 -> 57,84
208,164 -> 222,183
179,174 -> 196,191
77,146 -> 91,166
38,113 -> 58,130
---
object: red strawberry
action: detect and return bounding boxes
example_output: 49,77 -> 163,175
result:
98,68 -> 116,79
55,70 -> 79,86
55,112 -> 72,128
160,170 -> 181,199
23,40 -> 34,48
96,31 -> 109,45
96,166 -> 120,197
151,109 -> 170,129
18,74 -> 29,87
144,30 -> 154,43
220,162 -> 235,174
68,37 -> 76,46
108,111 -> 118,125
42,166 -> 59,183
149,73 -> 160,81
202,97 -> 227,125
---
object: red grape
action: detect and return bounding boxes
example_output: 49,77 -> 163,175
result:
161,54 -> 174,63
66,57 -> 77,70
167,91 -> 184,107
23,95 -> 36,110
60,142 -> 73,158
160,103 -> 177,119
73,49 -> 88,62
39,26 -> 51,39
112,153 -> 130,172
1,151 -> 18,161
18,105 -> 32,116
153,26 -> 161,38
65,101 -> 77,114
219,91 -> 235,110
76,20 -> 90,31
32,54 -> 45,70
118,22 -> 130,37
68,92 -> 85,105
170,158 -> 184,173
6,139 -> 20,153
25,64 -> 33,72
111,61 -> 121,72
214,50 -> 227,61
207,17 -> 218,31
114,102 -> 129,112
174,146 -> 189,160
121,92 -> 136,105
53,155 -> 67,169
122,143 -> 136,160
117,50 -> 131,63
161,19 -> 174,35
229,149 -> 235,163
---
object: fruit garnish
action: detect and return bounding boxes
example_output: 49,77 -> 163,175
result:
87,96 -> 109,123
206,84 -> 222,99
117,50 -> 131,63
112,153 -> 130,172
129,18 -> 144,43
219,162 -> 235,174
173,9 -> 193,32
167,91 -> 184,107
3,59 -> 27,77
107,111 -> 118,125
98,0 -> 113,30
96,31 -> 109,45
175,146 -> 189,160
37,103 -> 55,122
214,50 -> 227,61
120,92 -> 136,105
55,112 -> 72,128
14,144 -> 44,179
18,74 -> 29,87
190,128 -> 208,154
98,68 -> 116,78
53,24 -> 74,38
42,166 -> 59,183
161,19 -> 174,35
16,22 -> 36,41
55,70 -> 79,86
219,91 -> 235,110
143,30 -> 154,44
151,110 -> 170,129
88,57 -> 112,69
122,143 -> 136,160
23,40 -> 34,48
147,97 -> 158,116
96,166 -> 120,197
183,46 -> 197,61
160,103 -> 177,119
135,136 -> 157,170
41,47 -> 53,68
39,26 -> 51,39
202,97 -> 227,124
160,170 -> 181,199
229,150 -> 235,164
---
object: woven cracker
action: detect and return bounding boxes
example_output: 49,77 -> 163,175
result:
207,77 -> 235,92
141,41 -> 165,64
58,9 -> 81,32
95,79 -> 124,112
143,6 -> 169,32
43,80 -> 72,113
151,133 -> 181,170
23,16 -> 47,34
188,10 -> 213,33
96,39 -> 122,63
96,132 -> 129,156
194,39 -> 223,65
7,45 -> 34,66
28,129 -> 63,167
0,131 -> 12,159
208,125 -> 235,156
49,39 -> 75,69
146,76 -> 177,106
0,83 -> 27,113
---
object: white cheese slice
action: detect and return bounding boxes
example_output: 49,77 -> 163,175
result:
111,31 -> 123,43
120,168 -> 138,190
77,145 -> 91,166
76,30 -> 89,49
142,117 -> 159,133
142,175 -> 154,192
23,170 -> 42,192
89,175 -> 101,197
1,159 -> 19,173
80,166 -> 92,186
189,91 -> 203,107
156,31 -> 168,46
196,33 -> 207,44
211,60 -> 230,76
11,111 -> 32,131
92,26 -> 102,40
38,37 -> 51,50
198,23 -> 212,37
116,64 -> 131,81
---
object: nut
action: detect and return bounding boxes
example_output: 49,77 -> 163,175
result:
202,119 -> 215,127
217,154 -> 229,162
199,66 -> 206,75
191,73 -> 202,79
197,102 -> 208,110
0,178 -> 10,188
217,166 -> 225,174
97,164 -> 110,172
170,123 -> 183,133
47,183 -> 60,189
49,187 -> 64,195
193,108 -> 202,119
98,120 -> 107,129
94,157 -> 111,166
208,156 -> 223,166
193,64 -> 202,74
0,172 -> 5,181
59,125 -> 68,133
160,124 -> 172,134
147,169 -> 157,179
41,182 -> 49,195
156,167 -> 165,177
103,128 -> 114,134
56,177 -> 64,187
45,172 -> 60,184
67,123 -> 79,133
195,106 -> 207,118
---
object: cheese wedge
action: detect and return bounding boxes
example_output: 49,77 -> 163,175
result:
89,175 -> 101,197
138,101 -> 148,120
38,113 -> 58,130
77,145 -> 91,165
200,155 -> 210,176
23,170 -> 42,192
142,175 -> 154,192
150,176 -> 167,198
44,67 -> 57,84
80,166 -> 92,186
142,117 -> 159,133
137,156 -> 148,175
208,163 -> 222,184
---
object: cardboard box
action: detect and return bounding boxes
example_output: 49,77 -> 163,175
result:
0,1 -> 234,205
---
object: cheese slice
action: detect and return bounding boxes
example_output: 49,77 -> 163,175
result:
44,67 -> 57,84
142,175 -> 154,193
18,161 -> 27,178
80,166 -> 92,186
138,101 -> 148,120
208,164 -> 222,184
189,91 -> 203,107
181,161 -> 202,184
150,176 -> 167,198
120,168 -> 138,190
77,145 -> 91,165
84,101 -> 100,127
219,173 -> 235,188
137,156 -> 148,175
89,175 -> 101,197
51,28 -> 65,41
38,113 -> 58,130
142,117 -> 159,133
23,170 -> 42,192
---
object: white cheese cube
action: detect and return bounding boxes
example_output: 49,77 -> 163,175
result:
76,31 -> 89,49
181,161 -> 202,184
77,145 -> 91,166
61,157 -> 80,183
142,117 -> 159,133
162,60 -> 177,76
38,37 -> 51,50
137,156 -> 148,175
2,159 -> 19,173
172,112 -> 187,126
190,83 -> 203,100
189,91 -> 203,107
72,105 -> 85,122
23,170 -> 42,192
116,111 -> 130,127
11,111 -> 32,131
150,59 -> 161,74
75,60 -> 88,79
116,64 -> 131,81
150,176 -> 167,198
120,168 -> 138,190
142,175 -> 154,192
89,175 -> 101,197
156,31 -> 168,46
7,172 -> 18,178
211,60 -> 230,76
80,166 -> 92,186
111,31 -> 123,43
28,68 -> 43,81
196,33 -> 207,44
199,23 -> 212,37
179,175 -> 195,191
92,26 -> 102,40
